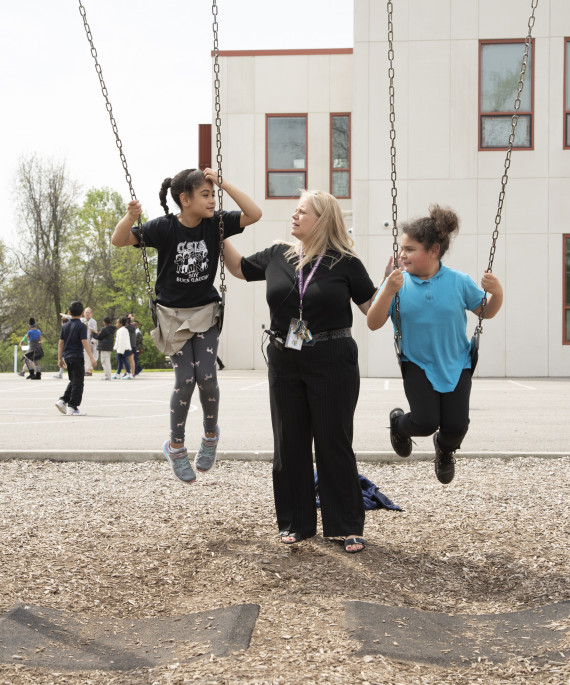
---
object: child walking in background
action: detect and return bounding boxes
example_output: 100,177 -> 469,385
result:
92,316 -> 116,380
367,204 -> 503,484
24,318 -> 44,379
55,301 -> 98,416
113,318 -> 134,379
112,167 -> 261,484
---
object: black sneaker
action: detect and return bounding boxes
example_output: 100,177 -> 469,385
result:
389,408 -> 412,458
433,433 -> 456,484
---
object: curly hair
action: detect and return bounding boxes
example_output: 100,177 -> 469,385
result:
401,204 -> 459,258
158,169 -> 209,215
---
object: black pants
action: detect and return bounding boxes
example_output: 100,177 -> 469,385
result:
267,337 -> 364,539
61,357 -> 85,410
396,361 -> 472,453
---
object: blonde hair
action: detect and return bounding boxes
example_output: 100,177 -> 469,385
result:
282,190 -> 357,270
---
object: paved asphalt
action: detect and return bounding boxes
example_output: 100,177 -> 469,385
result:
0,371 -> 568,462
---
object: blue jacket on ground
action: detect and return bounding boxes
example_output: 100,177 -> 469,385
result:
314,471 -> 403,512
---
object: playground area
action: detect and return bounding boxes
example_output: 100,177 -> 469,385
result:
0,372 -> 568,683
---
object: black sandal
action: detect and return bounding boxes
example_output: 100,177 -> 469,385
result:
344,536 -> 366,553
279,531 -> 303,545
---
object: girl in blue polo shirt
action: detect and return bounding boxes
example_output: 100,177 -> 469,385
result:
367,204 -> 503,484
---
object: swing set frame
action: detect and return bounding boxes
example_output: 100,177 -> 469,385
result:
78,0 -> 539,355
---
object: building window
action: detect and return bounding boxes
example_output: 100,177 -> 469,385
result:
266,115 -> 307,198
562,235 -> 570,345
479,39 -> 534,150
330,114 -> 351,199
564,38 -> 570,149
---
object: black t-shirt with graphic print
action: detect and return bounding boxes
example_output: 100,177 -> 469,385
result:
132,211 -> 243,308
241,244 -> 377,335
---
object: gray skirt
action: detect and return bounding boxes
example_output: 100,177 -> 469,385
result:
150,301 -> 221,356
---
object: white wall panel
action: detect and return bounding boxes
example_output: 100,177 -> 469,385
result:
254,56 -> 309,112
307,56 -> 331,112
451,0 -> 478,40
504,234 -> 549,376
505,178 -> 549,234
408,42 -> 450,179
549,178 -> 570,232
450,40 -> 479,179
330,55 -> 354,111
226,57 -> 255,114
408,0 -> 450,41
550,0 -> 570,36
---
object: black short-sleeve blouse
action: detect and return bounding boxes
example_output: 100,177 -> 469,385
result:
241,244 -> 376,335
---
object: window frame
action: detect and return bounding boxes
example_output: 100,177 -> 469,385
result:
562,233 -> 570,345
478,38 -> 535,151
265,113 -> 308,199
562,38 -> 570,150
330,113 -> 351,199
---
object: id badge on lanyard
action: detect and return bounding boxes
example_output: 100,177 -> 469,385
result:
284,251 -> 323,351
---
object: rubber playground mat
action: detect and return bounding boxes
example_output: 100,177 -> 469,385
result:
1,601 -> 567,671
346,600 -> 569,666
0,603 -> 260,671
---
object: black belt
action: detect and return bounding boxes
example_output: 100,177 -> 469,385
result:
303,327 -> 352,346
268,327 -> 352,350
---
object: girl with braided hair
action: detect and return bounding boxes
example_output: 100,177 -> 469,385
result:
112,167 -> 261,484
367,204 -> 503,484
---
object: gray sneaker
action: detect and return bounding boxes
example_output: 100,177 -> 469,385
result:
162,440 -> 196,484
195,427 -> 220,473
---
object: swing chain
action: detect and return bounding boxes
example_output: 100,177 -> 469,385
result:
386,0 -> 401,355
476,0 -> 538,334
77,1 -> 154,305
212,0 -> 226,296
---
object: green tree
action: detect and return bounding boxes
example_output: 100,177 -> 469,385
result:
68,187 -> 126,310
71,187 -> 156,328
12,154 -> 80,339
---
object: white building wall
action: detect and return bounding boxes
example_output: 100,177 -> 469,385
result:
216,1 -> 570,376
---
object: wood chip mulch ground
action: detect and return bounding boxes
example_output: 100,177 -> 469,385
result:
0,456 -> 568,684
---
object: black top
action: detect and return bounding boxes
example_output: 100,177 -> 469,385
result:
92,325 -> 116,352
133,211 -> 244,308
241,244 -> 376,335
126,323 -> 136,349
60,318 -> 87,360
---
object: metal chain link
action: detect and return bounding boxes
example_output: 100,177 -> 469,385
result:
476,0 -> 538,334
386,0 -> 401,355
77,0 -> 154,305
212,0 -> 226,296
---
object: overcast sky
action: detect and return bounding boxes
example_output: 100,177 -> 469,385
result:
0,0 -> 354,246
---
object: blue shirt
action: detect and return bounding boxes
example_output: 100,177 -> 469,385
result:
27,328 -> 42,343
378,263 -> 484,392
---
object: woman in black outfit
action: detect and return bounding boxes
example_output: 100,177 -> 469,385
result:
224,190 -> 377,553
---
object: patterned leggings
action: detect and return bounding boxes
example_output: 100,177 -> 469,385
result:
169,324 -> 219,444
